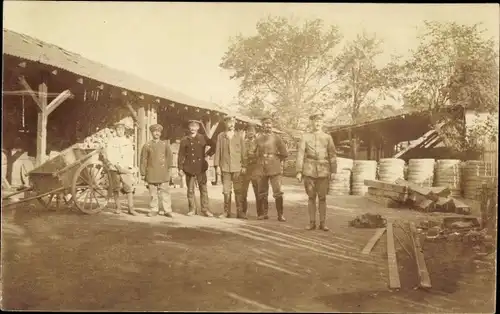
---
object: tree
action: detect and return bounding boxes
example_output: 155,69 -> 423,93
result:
402,21 -> 499,152
332,31 -> 403,125
220,16 -> 343,130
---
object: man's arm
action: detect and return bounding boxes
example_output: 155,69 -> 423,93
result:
276,135 -> 289,161
177,138 -> 186,170
165,141 -> 174,169
327,135 -> 337,174
139,143 -> 148,177
213,133 -> 221,168
240,132 -> 247,168
296,135 -> 306,175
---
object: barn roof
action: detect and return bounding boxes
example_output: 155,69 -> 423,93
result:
3,28 -> 263,126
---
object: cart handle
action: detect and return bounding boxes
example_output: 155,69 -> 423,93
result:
52,149 -> 103,179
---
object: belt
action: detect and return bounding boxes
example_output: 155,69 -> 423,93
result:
262,154 -> 276,158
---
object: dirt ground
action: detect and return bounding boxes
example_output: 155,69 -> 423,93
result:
1,177 -> 496,312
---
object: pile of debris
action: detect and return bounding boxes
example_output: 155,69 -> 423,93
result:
364,178 -> 471,214
349,213 -> 387,228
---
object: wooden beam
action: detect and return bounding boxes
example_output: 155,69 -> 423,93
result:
97,84 -> 104,90
362,228 -> 386,254
51,69 -> 58,75
18,62 -> 27,68
137,106 -> 147,166
124,101 -> 138,121
387,222 -> 401,289
76,78 -> 83,84
18,76 -> 42,111
36,82 -> 48,166
46,89 -> 73,115
209,121 -> 220,138
409,222 -> 432,289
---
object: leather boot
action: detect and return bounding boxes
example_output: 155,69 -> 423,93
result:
236,194 -> 247,219
220,193 -> 232,218
306,221 -> 316,230
318,199 -> 328,231
241,197 -> 248,217
113,193 -> 121,214
276,197 -> 286,222
127,193 -> 138,216
257,197 -> 269,220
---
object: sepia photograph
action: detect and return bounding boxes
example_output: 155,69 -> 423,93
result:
1,1 -> 498,312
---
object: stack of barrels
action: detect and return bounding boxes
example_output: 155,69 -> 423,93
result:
434,159 -> 462,197
329,157 -> 354,196
407,159 -> 435,187
351,160 -> 377,196
377,158 -> 405,183
462,160 -> 493,200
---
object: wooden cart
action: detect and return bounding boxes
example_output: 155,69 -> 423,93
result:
2,147 -> 112,214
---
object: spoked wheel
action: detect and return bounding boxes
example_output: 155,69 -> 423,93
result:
36,190 -> 71,210
72,161 -> 111,214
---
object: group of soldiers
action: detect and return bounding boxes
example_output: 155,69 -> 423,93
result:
104,112 -> 337,231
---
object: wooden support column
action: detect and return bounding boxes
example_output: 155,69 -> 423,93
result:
36,83 -> 48,166
137,105 -> 147,166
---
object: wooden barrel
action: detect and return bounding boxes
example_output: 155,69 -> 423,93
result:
329,157 -> 354,196
462,160 -> 494,200
434,159 -> 462,197
351,160 -> 377,196
407,159 -> 435,187
377,158 -> 405,183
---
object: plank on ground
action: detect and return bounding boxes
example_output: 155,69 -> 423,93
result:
387,222 -> 401,289
364,179 -> 407,194
362,228 -> 386,254
409,222 -> 432,289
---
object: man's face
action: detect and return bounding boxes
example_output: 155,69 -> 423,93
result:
311,119 -> 324,131
188,123 -> 199,134
152,130 -> 162,139
263,121 -> 272,132
226,120 -> 235,131
246,128 -> 256,139
115,125 -> 125,137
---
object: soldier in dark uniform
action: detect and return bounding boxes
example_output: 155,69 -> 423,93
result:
296,112 -> 337,231
255,117 -> 288,221
140,124 -> 175,218
178,120 -> 216,217
240,124 -> 260,218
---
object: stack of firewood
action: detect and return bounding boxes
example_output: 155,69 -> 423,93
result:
364,178 -> 471,215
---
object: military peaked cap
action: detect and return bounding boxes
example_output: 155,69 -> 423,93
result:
309,112 -> 325,120
223,115 -> 236,122
149,124 -> 163,132
187,120 -> 202,126
260,116 -> 272,123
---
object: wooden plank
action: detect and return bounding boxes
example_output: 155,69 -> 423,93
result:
435,197 -> 454,212
362,228 -> 386,254
46,89 -> 73,115
409,222 -> 432,289
387,223 -> 401,289
366,195 -> 402,208
451,198 -> 471,215
393,123 -> 444,158
18,76 -> 42,111
395,179 -> 438,201
413,198 -> 435,212
364,179 -> 407,194
430,186 -> 451,198
367,187 -> 407,202
36,83 -> 48,166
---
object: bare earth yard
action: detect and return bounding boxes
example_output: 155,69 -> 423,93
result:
1,178 -> 495,312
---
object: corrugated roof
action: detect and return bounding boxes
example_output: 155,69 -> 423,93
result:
2,28 -> 262,126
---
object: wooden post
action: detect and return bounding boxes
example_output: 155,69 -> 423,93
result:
36,83 -> 48,166
137,105 -> 147,167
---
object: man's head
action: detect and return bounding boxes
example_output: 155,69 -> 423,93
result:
149,124 -> 163,140
187,120 -> 200,135
261,117 -> 273,133
114,123 -> 127,137
309,112 -> 325,131
246,124 -> 256,139
224,116 -> 236,131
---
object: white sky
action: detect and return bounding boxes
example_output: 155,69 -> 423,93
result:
3,2 -> 499,108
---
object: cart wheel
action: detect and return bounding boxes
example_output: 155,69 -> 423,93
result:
72,161 -> 111,214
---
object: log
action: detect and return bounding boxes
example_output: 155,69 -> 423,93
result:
409,222 -> 432,289
395,179 -> 438,201
362,228 -> 386,254
364,179 -> 407,194
386,223 -> 401,289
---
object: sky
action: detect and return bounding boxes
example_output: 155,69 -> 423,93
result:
3,2 -> 499,109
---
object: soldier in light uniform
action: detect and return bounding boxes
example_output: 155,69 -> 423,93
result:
255,117 -> 288,221
178,120 -> 216,217
296,112 -> 337,231
214,116 -> 246,218
240,124 -> 260,218
104,121 -> 138,216
140,124 -> 175,218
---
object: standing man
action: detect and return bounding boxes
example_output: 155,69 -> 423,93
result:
214,116 -> 246,219
296,112 -> 337,231
240,124 -> 260,218
140,124 -> 175,218
178,119 -> 216,217
104,121 -> 138,216
255,117 -> 288,221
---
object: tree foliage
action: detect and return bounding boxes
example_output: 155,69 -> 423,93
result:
333,31 -> 404,124
220,16 -> 343,130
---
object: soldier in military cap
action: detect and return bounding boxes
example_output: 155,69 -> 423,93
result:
214,116 -> 246,218
255,116 -> 288,221
178,119 -> 216,216
140,124 -> 175,218
296,112 -> 337,231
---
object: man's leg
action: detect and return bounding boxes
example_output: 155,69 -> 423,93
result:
186,174 -> 196,216
270,175 -> 285,222
257,176 -> 269,220
158,182 -> 173,217
240,175 -> 251,215
304,176 -> 318,230
148,183 -> 159,217
233,173 -> 246,219
110,171 -> 121,214
251,178 -> 260,216
220,172 -> 233,218
317,177 -> 330,231
121,173 -> 137,216
197,172 -> 213,217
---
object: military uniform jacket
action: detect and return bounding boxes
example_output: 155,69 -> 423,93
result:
296,131 -> 337,178
178,133 -> 216,175
140,140 -> 174,184
214,131 -> 246,173
244,136 -> 260,179
255,133 -> 288,176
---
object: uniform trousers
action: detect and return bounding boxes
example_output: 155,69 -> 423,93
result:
303,176 -> 329,223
